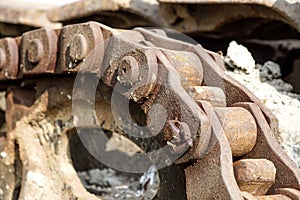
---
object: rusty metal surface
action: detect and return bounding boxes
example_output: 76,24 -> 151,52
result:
158,0 -> 300,33
234,159 -> 276,195
242,191 -> 293,200
0,0 -> 61,28
45,0 -> 300,38
47,0 -> 163,28
0,38 -> 18,79
3,82 -> 101,200
184,101 -> 243,200
133,26 -> 280,135
57,22 -> 107,73
20,28 -> 58,74
256,194 -> 292,200
191,86 -> 226,107
214,107 -> 257,157
0,20 -> 299,199
275,188 -> 300,200
1,0 -> 299,40
235,102 -> 300,193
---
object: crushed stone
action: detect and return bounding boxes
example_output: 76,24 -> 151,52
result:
225,41 -> 256,74
78,166 -> 158,200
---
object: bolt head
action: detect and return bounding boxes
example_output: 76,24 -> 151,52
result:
27,39 -> 43,64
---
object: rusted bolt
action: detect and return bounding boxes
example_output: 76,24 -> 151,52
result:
27,39 -> 43,64
21,28 -> 57,74
57,22 -> 104,72
117,55 -> 139,83
234,159 -> 276,196
214,106 -> 257,157
69,34 -> 88,61
192,86 -> 226,107
0,48 -> 6,67
105,49 -> 158,101
163,50 -> 203,90
166,120 -> 193,154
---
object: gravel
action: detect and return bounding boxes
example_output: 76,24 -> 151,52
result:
225,41 -> 300,167
78,166 -> 159,200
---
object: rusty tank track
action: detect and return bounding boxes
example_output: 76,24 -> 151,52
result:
1,0 -> 300,37
0,21 -> 300,200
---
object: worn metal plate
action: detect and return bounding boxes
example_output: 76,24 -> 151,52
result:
0,37 -> 19,79
20,28 -> 58,75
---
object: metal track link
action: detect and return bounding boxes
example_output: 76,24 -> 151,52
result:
0,21 -> 299,200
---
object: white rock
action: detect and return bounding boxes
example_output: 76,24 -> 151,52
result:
0,151 -> 7,159
226,41 -> 256,73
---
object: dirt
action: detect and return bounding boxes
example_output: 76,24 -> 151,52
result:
225,41 -> 300,167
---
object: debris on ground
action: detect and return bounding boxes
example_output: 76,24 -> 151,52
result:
78,166 -> 159,200
225,41 -> 300,167
224,41 -> 256,74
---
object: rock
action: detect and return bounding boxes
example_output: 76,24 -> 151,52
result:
77,166 -> 159,200
260,61 -> 282,82
226,41 -> 256,73
269,79 -> 293,92
88,169 -> 106,186
106,177 -> 122,187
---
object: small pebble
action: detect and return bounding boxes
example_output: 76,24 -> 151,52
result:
0,151 -> 7,159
